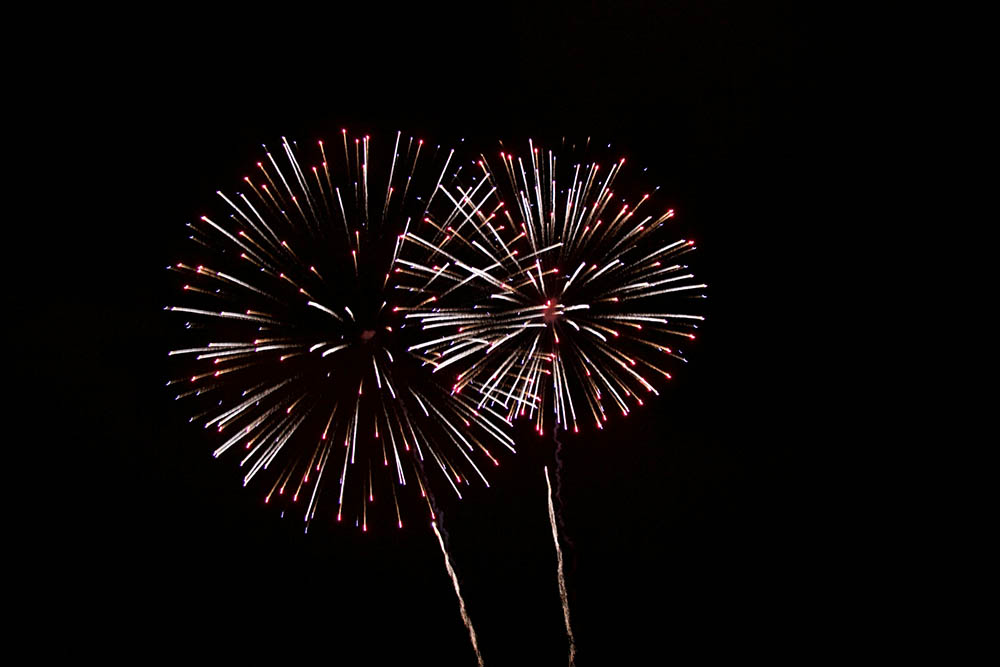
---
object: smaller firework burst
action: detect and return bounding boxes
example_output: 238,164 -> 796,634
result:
397,138 -> 706,435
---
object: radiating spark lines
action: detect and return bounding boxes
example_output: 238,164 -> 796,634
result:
396,139 -> 706,435
167,131 -> 514,531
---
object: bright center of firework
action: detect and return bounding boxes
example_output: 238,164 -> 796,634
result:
360,329 -> 377,341
543,300 -> 560,324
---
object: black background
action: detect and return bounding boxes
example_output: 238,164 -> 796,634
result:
32,2 -> 825,664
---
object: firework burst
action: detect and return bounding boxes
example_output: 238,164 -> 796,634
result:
166,130 -> 515,532
397,138 -> 706,436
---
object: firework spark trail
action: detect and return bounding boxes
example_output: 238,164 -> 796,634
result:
432,520 -> 484,667
545,465 -> 576,666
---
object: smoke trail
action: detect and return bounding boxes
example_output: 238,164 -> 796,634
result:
551,430 -> 573,548
432,520 -> 485,667
545,465 -> 576,666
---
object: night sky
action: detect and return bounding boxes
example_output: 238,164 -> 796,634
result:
37,3 -> 822,664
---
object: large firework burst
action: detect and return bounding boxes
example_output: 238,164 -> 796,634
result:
397,138 -> 706,435
166,131 -> 515,532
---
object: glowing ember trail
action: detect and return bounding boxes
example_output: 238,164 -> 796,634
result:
432,520 -> 484,667
545,465 -> 576,666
